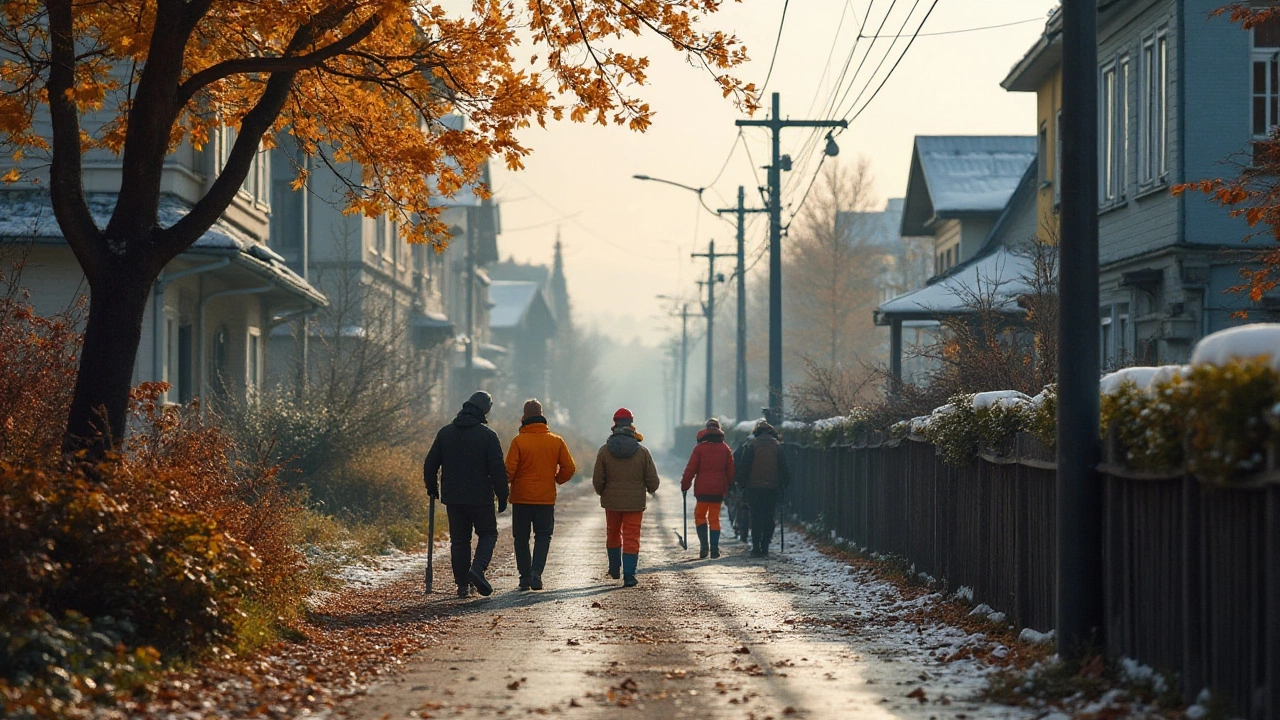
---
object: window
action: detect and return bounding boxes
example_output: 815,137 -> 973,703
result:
1141,29 -> 1169,183
1099,309 -> 1114,367
1038,122 -> 1050,186
1054,110 -> 1063,206
255,148 -> 271,207
1100,56 -> 1130,204
375,217 -> 388,258
270,146 -> 303,253
1253,20 -> 1280,139
247,329 -> 262,390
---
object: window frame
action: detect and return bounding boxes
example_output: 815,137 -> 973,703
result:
1099,55 -> 1130,206
1252,23 -> 1280,140
1139,28 -> 1170,186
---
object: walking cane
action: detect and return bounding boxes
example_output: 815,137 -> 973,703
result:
424,495 -> 436,594
675,492 -> 688,549
778,494 -> 785,554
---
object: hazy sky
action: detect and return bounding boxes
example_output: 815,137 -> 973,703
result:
490,0 -> 1060,346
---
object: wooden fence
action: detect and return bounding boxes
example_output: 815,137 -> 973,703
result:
783,436 -> 1280,719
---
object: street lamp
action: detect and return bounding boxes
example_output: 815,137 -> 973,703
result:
632,174 -> 705,198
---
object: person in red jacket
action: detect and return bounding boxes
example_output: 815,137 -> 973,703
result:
680,418 -> 735,559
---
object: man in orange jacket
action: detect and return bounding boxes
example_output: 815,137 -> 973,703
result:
505,399 -> 577,590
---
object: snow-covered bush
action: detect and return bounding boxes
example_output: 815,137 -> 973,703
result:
1023,385 -> 1057,451
1181,358 -> 1280,482
1100,371 -> 1188,471
811,409 -> 875,446
923,395 -> 979,465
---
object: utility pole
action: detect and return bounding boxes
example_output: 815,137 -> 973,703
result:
718,186 -> 768,422
1057,0 -> 1103,658
738,93 -> 846,423
668,303 -> 691,427
693,240 -> 734,420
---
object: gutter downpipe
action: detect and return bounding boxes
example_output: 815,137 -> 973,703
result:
198,283 -> 273,409
152,258 -> 231,401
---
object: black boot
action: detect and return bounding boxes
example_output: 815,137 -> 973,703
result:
468,568 -> 493,596
607,547 -> 622,579
710,530 -> 721,558
696,525 -> 709,559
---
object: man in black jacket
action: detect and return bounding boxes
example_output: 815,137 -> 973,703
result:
736,421 -> 790,557
424,391 -> 509,598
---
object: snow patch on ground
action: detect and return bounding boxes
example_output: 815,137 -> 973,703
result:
1018,627 -> 1054,645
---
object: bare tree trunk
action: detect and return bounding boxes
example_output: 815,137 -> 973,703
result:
63,267 -> 155,454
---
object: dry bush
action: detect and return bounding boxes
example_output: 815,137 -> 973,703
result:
0,259 -> 83,467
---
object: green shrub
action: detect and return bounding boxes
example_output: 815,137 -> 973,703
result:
1024,385 -> 1057,452
811,409 -> 875,446
923,395 -> 979,465
1182,359 -> 1280,482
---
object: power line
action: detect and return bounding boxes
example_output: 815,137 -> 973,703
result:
845,0 -> 941,123
759,0 -> 791,93
836,0 -> 922,121
861,15 -> 1043,38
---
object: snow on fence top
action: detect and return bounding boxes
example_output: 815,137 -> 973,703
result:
1191,323 -> 1280,371
971,390 -> 1031,409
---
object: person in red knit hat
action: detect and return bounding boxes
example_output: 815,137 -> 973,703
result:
680,418 -> 735,558
592,408 -> 660,586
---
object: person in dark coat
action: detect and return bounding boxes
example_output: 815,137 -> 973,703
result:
735,420 -> 790,557
424,391 -> 509,598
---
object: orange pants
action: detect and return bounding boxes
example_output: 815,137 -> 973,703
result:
694,501 -> 722,531
605,510 -> 644,554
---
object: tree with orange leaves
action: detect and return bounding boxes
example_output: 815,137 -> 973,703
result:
0,0 -> 756,455
1174,3 -> 1280,314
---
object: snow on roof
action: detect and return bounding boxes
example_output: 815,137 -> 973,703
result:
0,191 -> 258,249
488,280 -> 542,329
916,136 -> 1037,216
0,190 -> 325,306
877,245 -> 1035,318
1191,323 -> 1280,371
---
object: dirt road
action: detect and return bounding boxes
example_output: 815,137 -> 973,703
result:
343,472 -> 1033,720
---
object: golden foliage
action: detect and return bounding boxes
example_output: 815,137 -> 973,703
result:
0,0 -> 755,246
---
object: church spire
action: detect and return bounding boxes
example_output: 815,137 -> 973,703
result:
550,226 -> 570,327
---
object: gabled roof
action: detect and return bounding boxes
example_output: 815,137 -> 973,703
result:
1001,8 -> 1062,92
878,158 -> 1040,322
489,280 -> 549,330
837,198 -> 905,254
900,136 -> 1037,236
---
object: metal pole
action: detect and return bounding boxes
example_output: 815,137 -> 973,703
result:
719,187 -> 765,422
735,190 -> 748,421
736,95 -> 846,425
768,92 -> 783,424
1056,0 -> 1103,659
706,240 -> 715,420
680,304 -> 689,427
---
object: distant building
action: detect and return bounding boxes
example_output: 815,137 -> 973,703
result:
876,136 -> 1037,382
488,280 -> 557,402
0,127 -> 325,406
1004,1 -> 1273,366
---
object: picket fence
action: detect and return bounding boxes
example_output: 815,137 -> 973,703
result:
783,436 -> 1280,718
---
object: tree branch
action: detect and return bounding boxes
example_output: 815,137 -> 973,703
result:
173,10 -> 382,109
44,0 -> 105,280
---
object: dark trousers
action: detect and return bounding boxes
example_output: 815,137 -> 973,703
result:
512,503 -> 556,581
746,487 -> 779,549
446,503 -> 498,587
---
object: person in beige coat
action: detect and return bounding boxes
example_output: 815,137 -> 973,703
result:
592,408 -> 660,587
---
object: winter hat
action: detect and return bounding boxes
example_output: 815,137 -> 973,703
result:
753,420 -> 775,437
613,407 -> 634,425
465,390 -> 493,416
705,418 -> 721,430
523,399 -> 543,418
